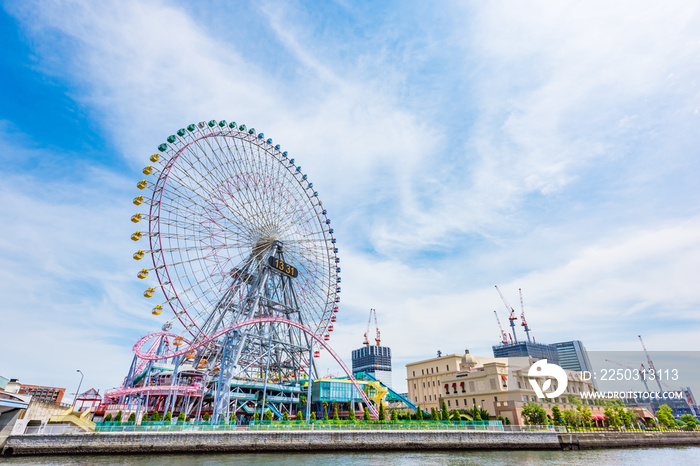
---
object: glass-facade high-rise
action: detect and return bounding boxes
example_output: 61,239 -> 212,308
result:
351,345 -> 392,388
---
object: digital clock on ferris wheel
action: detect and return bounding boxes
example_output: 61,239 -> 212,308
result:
268,256 -> 299,278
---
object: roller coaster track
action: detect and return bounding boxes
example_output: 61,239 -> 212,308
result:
131,317 -> 380,418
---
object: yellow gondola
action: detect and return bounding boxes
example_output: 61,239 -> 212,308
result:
173,336 -> 184,346
131,213 -> 142,223
142,166 -> 153,175
137,269 -> 149,279
133,250 -> 145,260
131,231 -> 143,241
152,305 -> 163,315
149,153 -> 159,163
185,350 -> 195,359
137,180 -> 148,189
144,288 -> 155,298
133,195 -> 144,205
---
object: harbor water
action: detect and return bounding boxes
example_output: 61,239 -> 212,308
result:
2,447 -> 699,465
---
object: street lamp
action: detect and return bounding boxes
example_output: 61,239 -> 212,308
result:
74,370 -> 84,411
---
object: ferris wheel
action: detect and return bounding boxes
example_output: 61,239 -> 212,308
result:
130,120 -> 340,383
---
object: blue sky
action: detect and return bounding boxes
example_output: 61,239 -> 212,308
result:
1,0 -> 699,397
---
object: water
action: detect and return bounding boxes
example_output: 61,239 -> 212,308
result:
2,448 -> 699,465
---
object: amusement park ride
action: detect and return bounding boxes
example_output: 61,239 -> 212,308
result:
105,120 -> 379,421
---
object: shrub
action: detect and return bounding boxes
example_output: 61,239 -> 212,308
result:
264,410 -> 274,421
164,411 -> 172,422
104,413 -> 112,422
310,412 -> 316,421
283,412 -> 289,421
379,402 -> 386,422
441,401 -> 450,421
151,411 -> 160,422
202,412 -> 210,421
348,407 -> 356,421
114,410 -> 123,423
178,411 -> 186,422
127,412 -> 136,422
363,406 -> 370,421
297,410 -> 304,421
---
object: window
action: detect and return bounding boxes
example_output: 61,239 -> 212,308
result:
424,396 -> 427,401
436,367 -> 439,373
447,365 -> 450,371
422,369 -> 424,375
456,399 -> 459,406
413,383 -> 416,389
473,398 -> 476,405
433,381 -> 435,387
413,371 -> 415,376
447,400 -> 451,407
431,368 -> 434,374
423,382 -> 425,388
494,396 -> 498,402
523,395 -> 528,402
517,382 -> 521,389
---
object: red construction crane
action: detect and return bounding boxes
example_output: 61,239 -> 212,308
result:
495,285 -> 518,343
363,308 -> 381,347
493,310 -> 509,345
638,335 -> 664,392
519,288 -> 532,343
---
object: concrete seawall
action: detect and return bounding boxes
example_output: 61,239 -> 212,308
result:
3,430 -> 699,456
559,431 -> 700,450
2,431 -> 559,456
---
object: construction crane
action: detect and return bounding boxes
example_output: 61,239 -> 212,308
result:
519,288 -> 532,343
605,359 -> 651,392
638,335 -> 664,392
495,285 -> 518,343
363,308 -> 381,347
493,310 -> 509,345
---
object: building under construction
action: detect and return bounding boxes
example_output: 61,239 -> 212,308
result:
351,309 -> 392,388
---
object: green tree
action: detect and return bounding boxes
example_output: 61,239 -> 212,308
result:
264,409 -> 274,421
296,410 -> 304,421
363,406 -> 370,421
504,416 -> 511,425
322,401 -> 329,421
379,402 -> 386,421
451,409 -> 461,421
202,412 -> 210,422
680,414 -> 697,429
656,404 -> 675,427
104,413 -> 112,422
178,411 -> 186,422
151,411 -> 160,422
348,406 -> 356,421
562,409 -> 580,427
551,406 -> 562,425
521,402 -> 547,425
430,407 -> 439,420
332,403 -> 339,421
441,401 -> 450,421
164,411 -> 172,422
283,412 -> 289,421
391,409 -> 398,421
114,410 -> 123,423
127,412 -> 136,422
578,405 -> 593,427
310,412 -> 317,421
472,406 -> 482,421
416,406 -> 424,421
